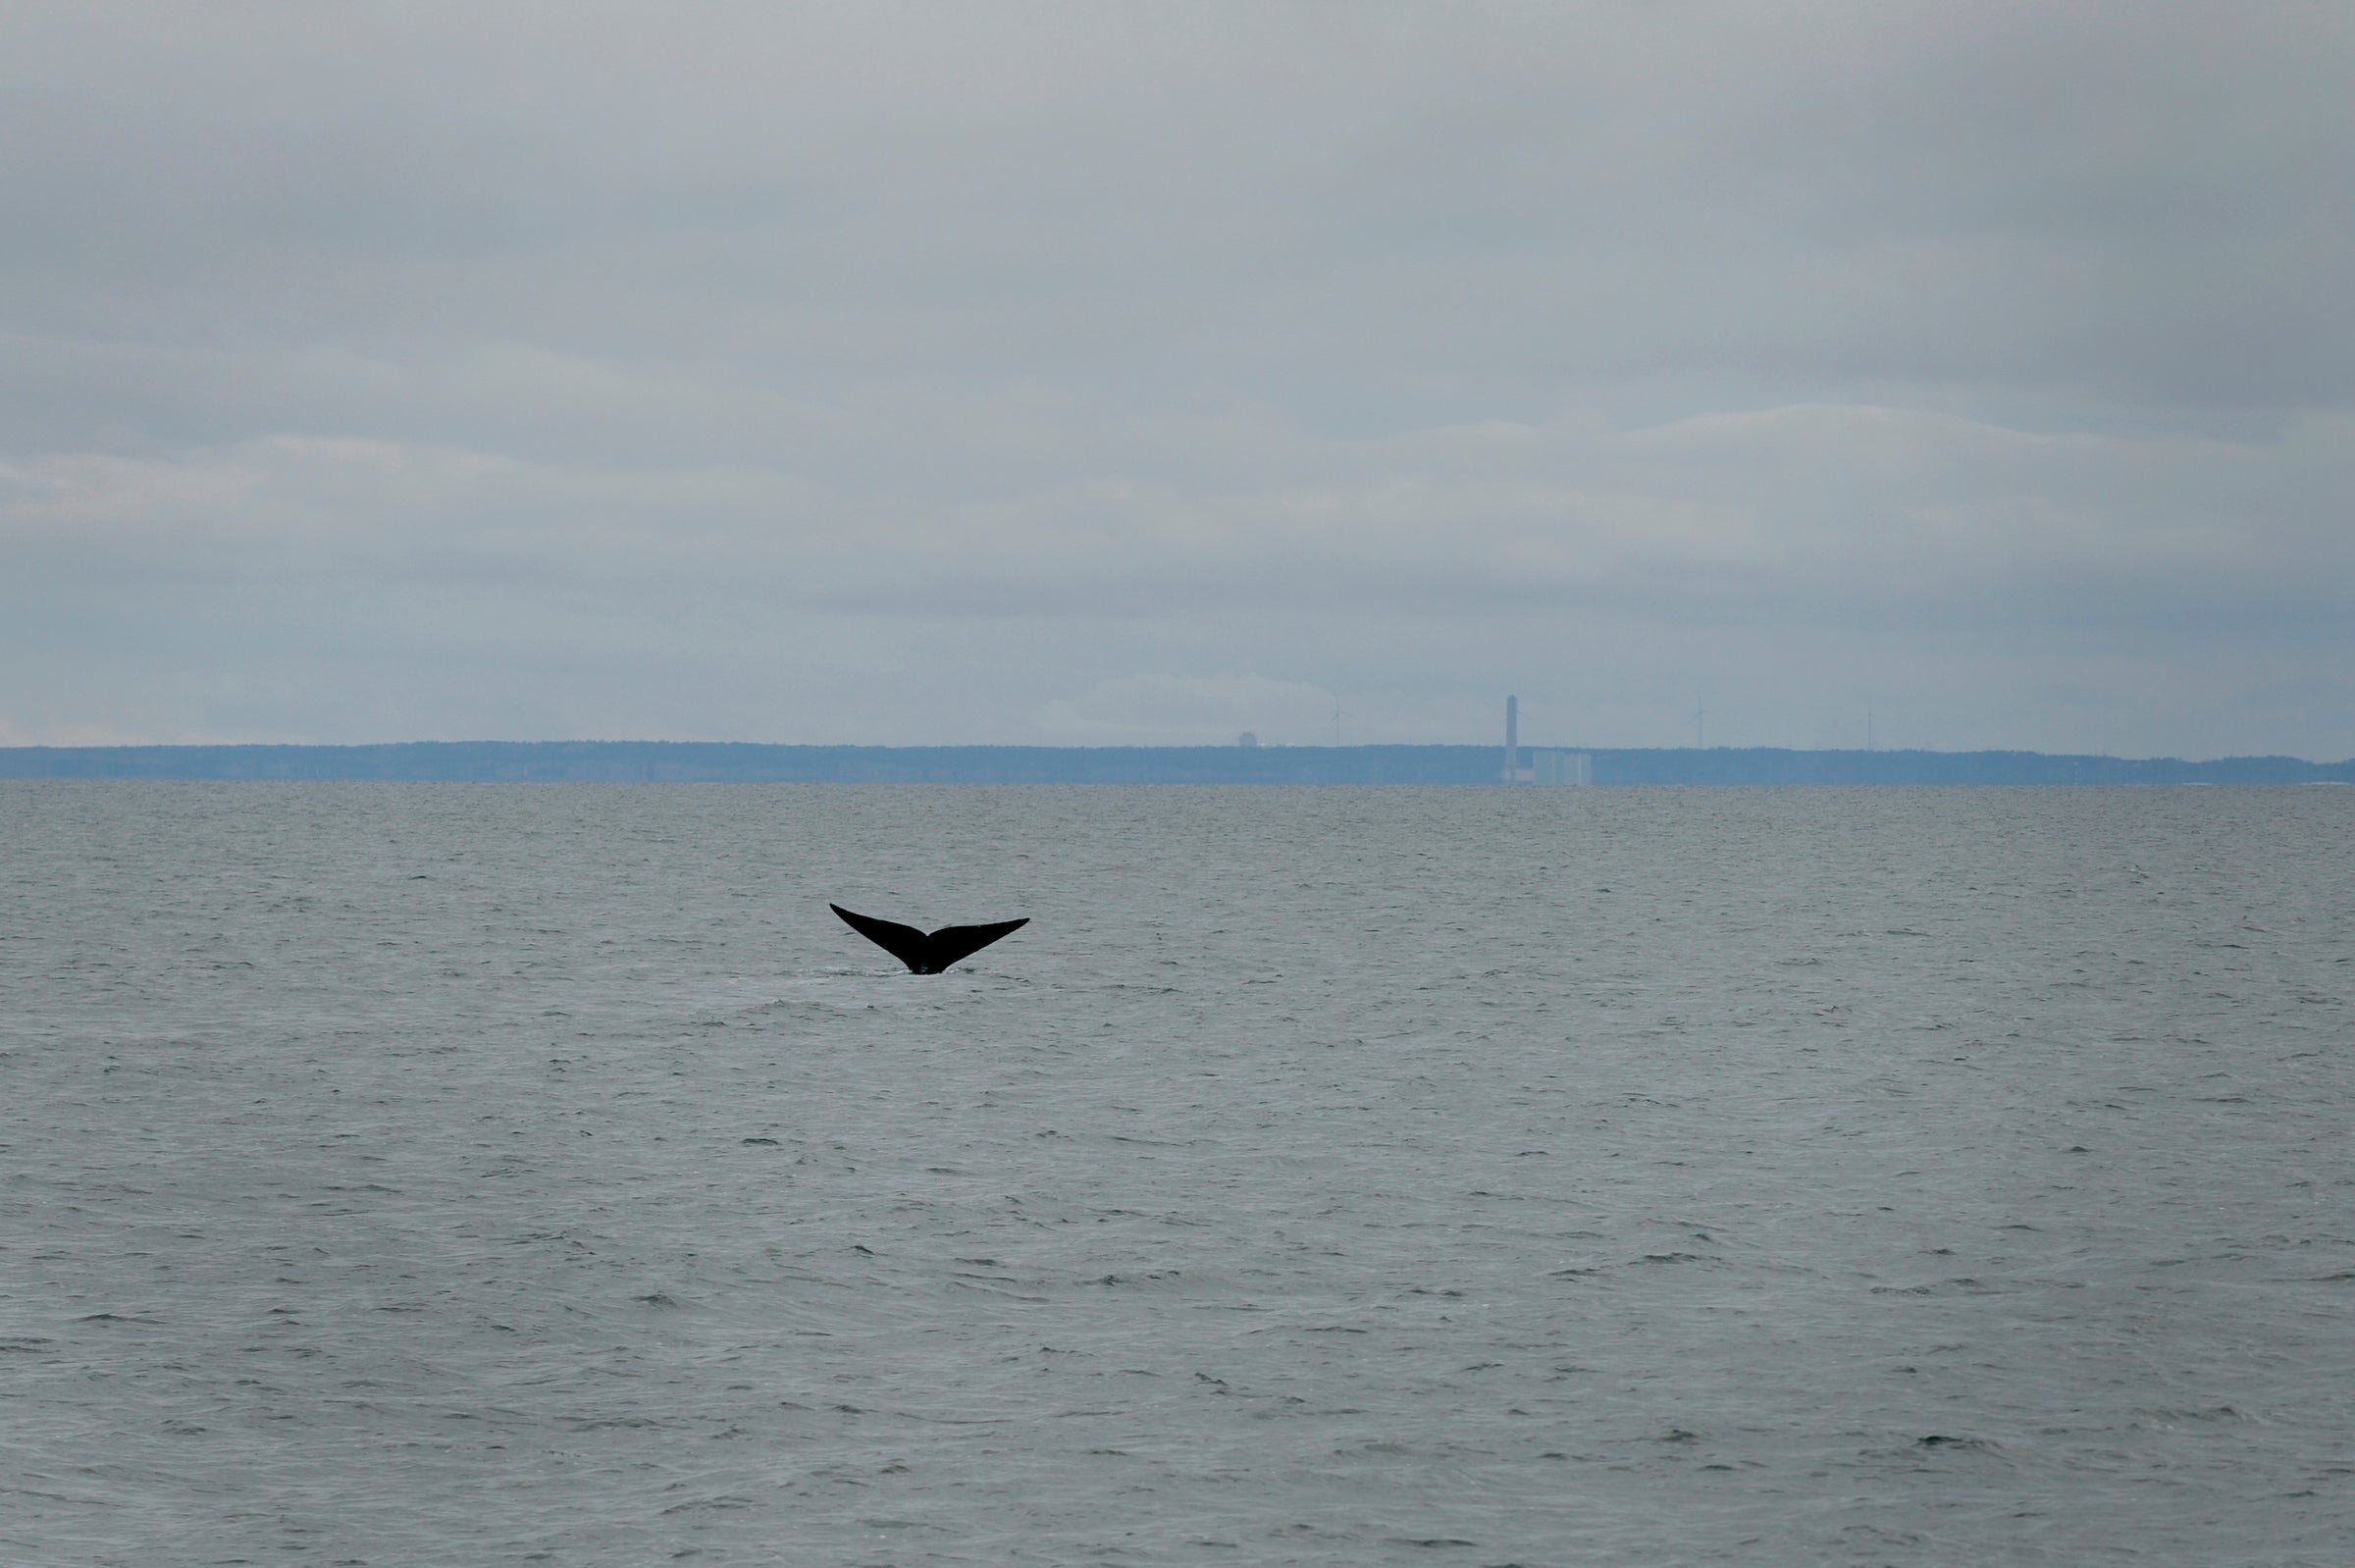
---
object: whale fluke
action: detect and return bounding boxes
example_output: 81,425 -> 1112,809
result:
830,904 -> 1028,974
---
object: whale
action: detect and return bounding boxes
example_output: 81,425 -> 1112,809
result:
830,904 -> 1028,974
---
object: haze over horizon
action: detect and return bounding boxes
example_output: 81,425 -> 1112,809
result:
5,4 -> 2351,760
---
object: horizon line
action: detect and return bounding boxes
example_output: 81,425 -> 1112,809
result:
4,738 -> 2351,768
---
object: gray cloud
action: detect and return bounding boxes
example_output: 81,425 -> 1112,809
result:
2,2 -> 2350,756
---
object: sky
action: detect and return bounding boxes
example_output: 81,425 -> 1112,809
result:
3,2 -> 2350,758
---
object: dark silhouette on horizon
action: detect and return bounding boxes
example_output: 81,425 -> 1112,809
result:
6,741 -> 2350,786
830,904 -> 1028,974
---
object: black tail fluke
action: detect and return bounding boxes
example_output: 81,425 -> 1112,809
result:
830,905 -> 1028,974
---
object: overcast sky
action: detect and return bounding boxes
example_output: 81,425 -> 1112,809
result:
4,2 -> 2350,757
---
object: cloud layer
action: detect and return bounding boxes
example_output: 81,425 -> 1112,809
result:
5,3 -> 2350,755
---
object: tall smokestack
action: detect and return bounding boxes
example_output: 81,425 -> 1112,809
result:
1503,695 -> 1519,783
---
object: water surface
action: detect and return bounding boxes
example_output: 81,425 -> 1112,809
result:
2,783 -> 2349,1564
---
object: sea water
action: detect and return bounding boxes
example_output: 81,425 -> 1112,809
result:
1,782 -> 2349,1565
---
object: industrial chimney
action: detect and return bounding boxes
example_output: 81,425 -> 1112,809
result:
1503,695 -> 1519,783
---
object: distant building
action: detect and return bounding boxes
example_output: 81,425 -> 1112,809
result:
1529,750 -> 1593,786
1501,695 -> 1587,784
1237,731 -> 1258,748
1502,696 -> 1532,782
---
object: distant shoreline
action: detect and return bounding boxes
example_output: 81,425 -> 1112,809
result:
3,742 -> 2350,786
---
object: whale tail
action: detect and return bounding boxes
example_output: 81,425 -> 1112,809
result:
830,904 -> 1028,974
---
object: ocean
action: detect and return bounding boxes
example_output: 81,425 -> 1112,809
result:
2,782 -> 2349,1565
